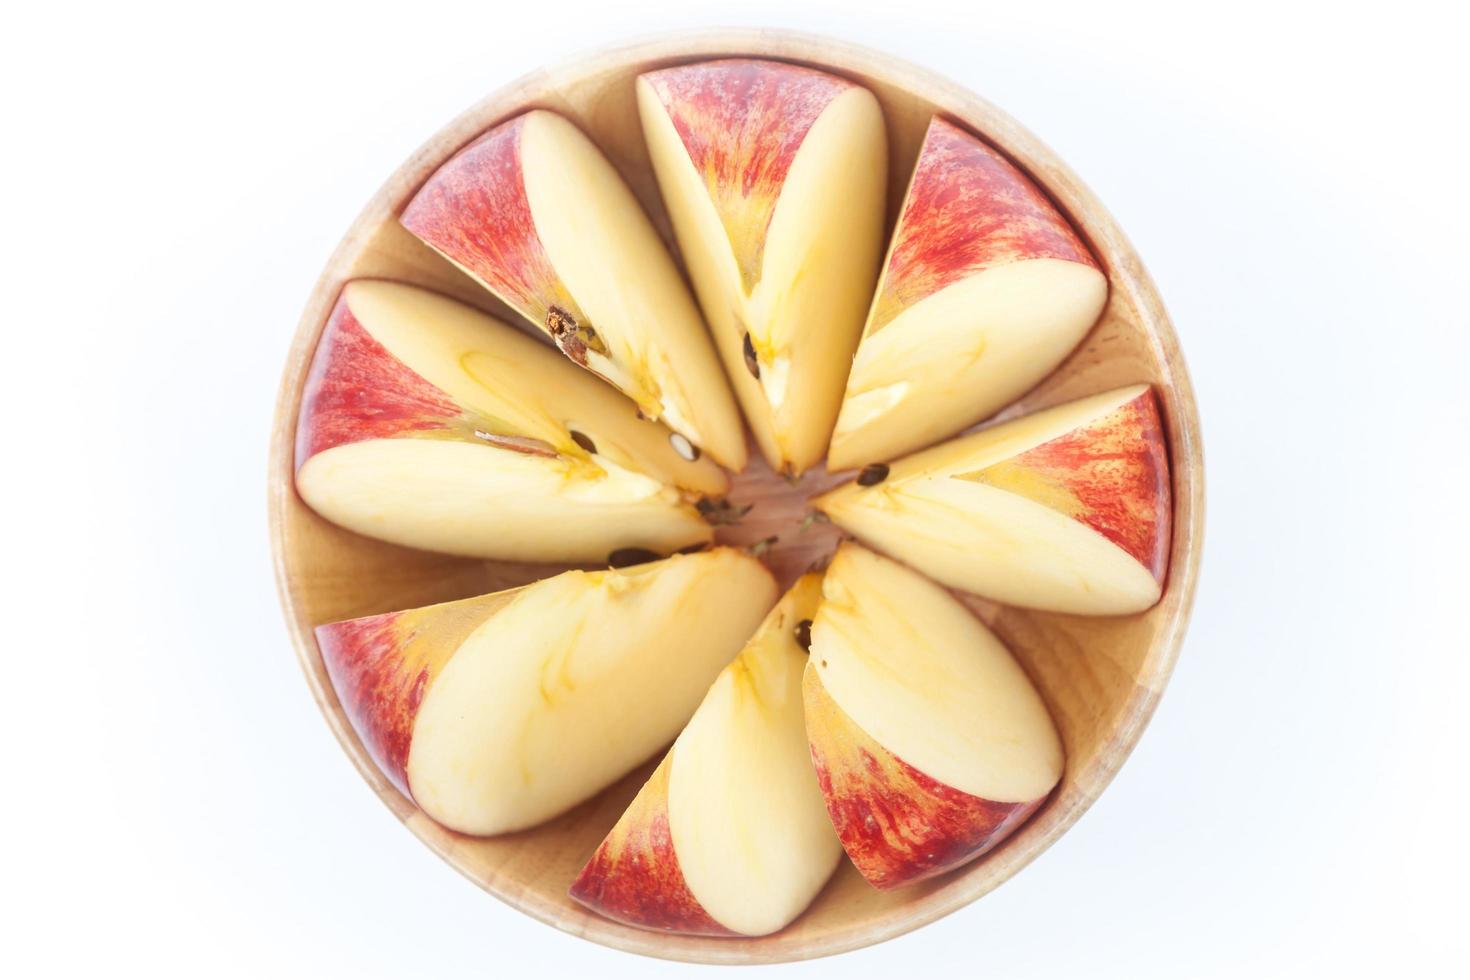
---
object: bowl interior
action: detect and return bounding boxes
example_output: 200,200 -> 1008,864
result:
269,30 -> 1203,964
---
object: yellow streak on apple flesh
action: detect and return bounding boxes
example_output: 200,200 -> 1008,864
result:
637,80 -> 887,474
664,573 -> 840,935
343,276 -> 728,498
817,386 -> 1163,613
829,258 -> 1106,468
516,111 -> 746,470
809,545 -> 1063,803
405,549 -> 777,835
297,439 -> 711,563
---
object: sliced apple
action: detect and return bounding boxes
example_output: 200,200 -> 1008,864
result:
816,385 -> 1171,615
828,116 -> 1108,469
294,279 -> 730,563
571,574 -> 840,936
317,548 -> 777,836
399,110 -> 746,468
637,60 -> 887,475
803,544 -> 1063,889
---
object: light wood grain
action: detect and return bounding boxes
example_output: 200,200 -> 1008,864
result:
268,28 -> 1204,964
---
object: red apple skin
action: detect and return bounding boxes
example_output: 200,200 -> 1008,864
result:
803,672 -> 1046,890
964,388 -> 1171,581
569,756 -> 734,936
870,117 -> 1098,332
316,611 -> 429,799
315,594 -> 512,800
295,291 -> 465,470
640,59 -> 852,290
399,114 -> 583,330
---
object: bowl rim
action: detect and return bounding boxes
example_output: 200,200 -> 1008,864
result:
269,26 -> 1205,964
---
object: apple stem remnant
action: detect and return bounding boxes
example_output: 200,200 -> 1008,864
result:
797,511 -> 831,533
696,497 -> 753,526
472,431 -> 560,458
748,535 -> 778,557
547,305 -> 608,367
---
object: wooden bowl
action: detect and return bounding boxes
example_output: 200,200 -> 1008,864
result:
269,28 -> 1204,964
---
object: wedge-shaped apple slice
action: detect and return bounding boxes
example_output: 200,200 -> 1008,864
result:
570,574 -> 840,936
295,280 -> 729,562
828,117 -> 1108,469
317,548 -> 777,835
400,110 -> 746,468
637,60 -> 887,475
804,544 -> 1063,889
817,385 -> 1170,615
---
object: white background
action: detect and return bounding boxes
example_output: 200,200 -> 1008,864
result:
6,1 -> 1466,976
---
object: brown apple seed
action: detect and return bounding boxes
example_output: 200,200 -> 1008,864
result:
742,332 -> 760,379
794,619 -> 813,652
569,429 -> 597,454
607,547 -> 661,568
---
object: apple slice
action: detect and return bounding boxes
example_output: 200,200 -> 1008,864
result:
828,116 -> 1108,469
816,385 -> 1171,615
637,60 -> 887,475
295,279 -> 729,563
400,110 -> 746,469
804,544 -> 1063,889
317,548 -> 777,836
570,574 -> 840,936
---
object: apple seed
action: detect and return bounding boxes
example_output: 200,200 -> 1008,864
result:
669,431 -> 700,461
856,463 -> 890,486
794,619 -> 813,652
607,547 -> 661,568
742,332 -> 760,379
569,429 -> 597,454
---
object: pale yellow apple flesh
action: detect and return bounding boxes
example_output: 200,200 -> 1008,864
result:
816,385 -> 1171,615
668,573 -> 840,933
811,545 -> 1062,801
341,280 -> 726,495
827,115 -> 1108,469
319,548 -> 779,836
570,574 -> 840,935
298,439 -> 713,562
829,258 -> 1107,468
308,74 -> 1173,915
294,280 -> 725,563
803,544 -> 1063,887
637,65 -> 887,475
517,112 -> 747,468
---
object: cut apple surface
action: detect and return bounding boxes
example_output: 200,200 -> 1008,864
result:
399,110 -> 746,468
828,116 -> 1108,469
295,280 -> 729,562
803,544 -> 1063,889
571,574 -> 840,936
317,548 -> 777,836
295,57 -> 1184,928
637,60 -> 888,475
816,385 -> 1171,615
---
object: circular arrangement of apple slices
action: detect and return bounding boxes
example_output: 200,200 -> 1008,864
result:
297,58 -> 1171,938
